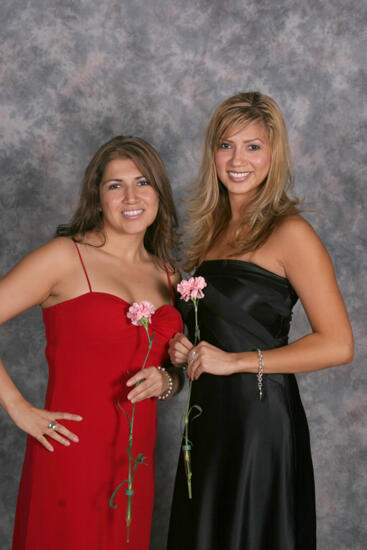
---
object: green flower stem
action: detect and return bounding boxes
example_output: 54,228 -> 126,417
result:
125,490 -> 133,543
110,318 -> 154,543
183,378 -> 193,499
125,323 -> 152,540
129,323 -> 153,437
182,300 -> 199,500
193,298 -> 200,343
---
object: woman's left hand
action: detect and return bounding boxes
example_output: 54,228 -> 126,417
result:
126,367 -> 169,403
188,341 -> 235,380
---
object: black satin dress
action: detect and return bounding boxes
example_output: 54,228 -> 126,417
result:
167,260 -> 316,550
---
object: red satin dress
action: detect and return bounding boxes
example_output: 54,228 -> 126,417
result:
12,244 -> 183,550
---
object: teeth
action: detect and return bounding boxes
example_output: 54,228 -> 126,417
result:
123,209 -> 143,217
229,171 -> 250,178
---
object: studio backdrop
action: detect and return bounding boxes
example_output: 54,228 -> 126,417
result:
0,1 -> 366,549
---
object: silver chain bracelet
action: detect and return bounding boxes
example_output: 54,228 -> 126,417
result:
157,366 -> 173,400
256,349 -> 264,401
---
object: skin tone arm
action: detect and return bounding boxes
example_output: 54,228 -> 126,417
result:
0,240 -> 83,452
169,217 -> 354,380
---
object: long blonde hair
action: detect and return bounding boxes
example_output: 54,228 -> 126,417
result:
186,91 -> 300,270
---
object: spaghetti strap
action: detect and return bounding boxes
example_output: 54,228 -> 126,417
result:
73,242 -> 92,292
163,264 -> 175,304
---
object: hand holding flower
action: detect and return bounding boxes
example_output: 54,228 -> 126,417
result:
187,341 -> 236,380
168,333 -> 194,366
126,366 -> 171,403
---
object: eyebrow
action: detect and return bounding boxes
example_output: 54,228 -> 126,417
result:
221,137 -> 265,144
102,175 -> 146,185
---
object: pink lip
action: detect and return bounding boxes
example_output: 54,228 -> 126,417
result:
227,171 -> 252,183
121,210 -> 144,220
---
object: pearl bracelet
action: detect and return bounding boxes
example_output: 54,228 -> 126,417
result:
256,349 -> 264,401
157,366 -> 173,400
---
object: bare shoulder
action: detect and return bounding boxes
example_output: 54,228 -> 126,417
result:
275,214 -> 321,245
274,215 -> 328,268
0,238 -> 78,322
1,237 -> 79,294
15,237 -> 77,271
271,215 -> 336,291
42,236 -> 77,262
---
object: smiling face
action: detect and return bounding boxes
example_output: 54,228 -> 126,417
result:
99,157 -> 159,237
214,121 -> 272,205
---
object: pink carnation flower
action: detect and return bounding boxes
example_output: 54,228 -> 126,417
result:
127,301 -> 156,326
177,276 -> 207,302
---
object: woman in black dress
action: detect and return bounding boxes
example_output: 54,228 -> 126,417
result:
166,92 -> 353,550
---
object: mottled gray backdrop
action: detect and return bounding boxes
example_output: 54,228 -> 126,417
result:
0,1 -> 366,548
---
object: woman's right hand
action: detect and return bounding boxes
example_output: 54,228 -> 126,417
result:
168,333 -> 194,367
9,399 -> 83,452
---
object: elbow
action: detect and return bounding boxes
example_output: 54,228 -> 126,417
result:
323,324 -> 354,366
344,340 -> 354,364
337,337 -> 354,365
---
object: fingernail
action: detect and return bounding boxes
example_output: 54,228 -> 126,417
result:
77,416 -> 83,421
65,441 -> 70,446
73,436 -> 79,442
126,381 -> 132,386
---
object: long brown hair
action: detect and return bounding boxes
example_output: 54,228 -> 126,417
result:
186,91 -> 300,270
56,135 -> 179,268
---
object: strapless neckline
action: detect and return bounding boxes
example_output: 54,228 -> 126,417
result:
200,259 -> 293,286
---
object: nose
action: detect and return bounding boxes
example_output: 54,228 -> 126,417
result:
231,146 -> 246,166
123,184 -> 138,203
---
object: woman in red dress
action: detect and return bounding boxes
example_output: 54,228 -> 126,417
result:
0,135 -> 183,549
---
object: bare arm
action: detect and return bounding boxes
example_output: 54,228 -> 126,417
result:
171,218 -> 354,379
237,217 -> 353,373
0,239 -> 83,450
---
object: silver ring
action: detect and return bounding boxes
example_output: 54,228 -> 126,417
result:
189,350 -> 196,363
48,421 -> 57,430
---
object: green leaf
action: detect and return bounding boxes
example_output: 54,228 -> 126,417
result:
188,404 -> 203,421
131,453 -> 147,482
109,480 -> 127,509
